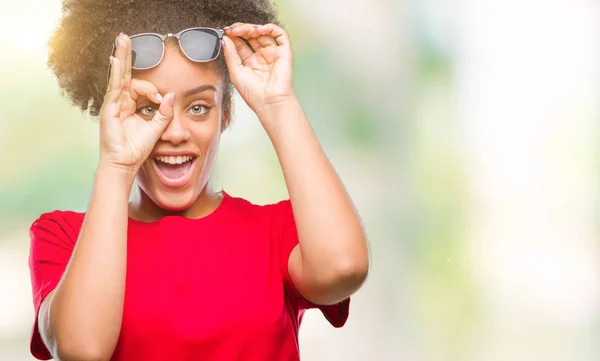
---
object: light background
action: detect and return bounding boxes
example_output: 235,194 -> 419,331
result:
0,0 -> 599,360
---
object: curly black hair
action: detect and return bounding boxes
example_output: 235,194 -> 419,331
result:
48,0 -> 280,116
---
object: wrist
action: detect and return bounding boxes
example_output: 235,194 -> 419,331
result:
256,96 -> 303,132
96,160 -> 138,186
255,95 -> 300,122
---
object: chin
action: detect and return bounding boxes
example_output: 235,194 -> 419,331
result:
150,188 -> 198,212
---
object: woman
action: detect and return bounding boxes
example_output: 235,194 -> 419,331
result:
28,0 -> 369,360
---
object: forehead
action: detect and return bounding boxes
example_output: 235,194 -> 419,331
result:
132,43 -> 224,96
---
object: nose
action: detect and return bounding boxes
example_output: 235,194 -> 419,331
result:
159,113 -> 189,145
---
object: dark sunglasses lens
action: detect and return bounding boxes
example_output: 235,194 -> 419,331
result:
179,29 -> 220,61
131,35 -> 164,69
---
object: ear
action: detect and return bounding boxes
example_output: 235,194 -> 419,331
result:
221,93 -> 232,132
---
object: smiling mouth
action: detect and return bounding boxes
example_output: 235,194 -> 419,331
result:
152,155 -> 197,187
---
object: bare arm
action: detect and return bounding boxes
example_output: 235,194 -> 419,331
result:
38,165 -> 133,361
38,33 -> 174,361
221,23 -> 370,306
260,99 -> 370,305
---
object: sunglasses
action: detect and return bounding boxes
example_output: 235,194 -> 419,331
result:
108,27 -> 225,82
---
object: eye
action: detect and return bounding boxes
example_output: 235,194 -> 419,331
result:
188,104 -> 209,116
137,104 -> 157,117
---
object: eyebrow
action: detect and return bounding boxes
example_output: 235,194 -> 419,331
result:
183,85 -> 217,98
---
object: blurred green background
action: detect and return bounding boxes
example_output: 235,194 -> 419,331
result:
1,0 -> 599,360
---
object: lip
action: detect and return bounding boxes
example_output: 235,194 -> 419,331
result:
152,157 -> 197,188
152,151 -> 198,158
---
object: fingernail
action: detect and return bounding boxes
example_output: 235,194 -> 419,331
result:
254,24 -> 261,27
157,93 -> 163,103
169,92 -> 175,106
220,39 -> 224,47
109,56 -> 114,65
119,32 -> 124,38
223,26 -> 230,30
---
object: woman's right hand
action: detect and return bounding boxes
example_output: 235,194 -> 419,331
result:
98,33 -> 175,174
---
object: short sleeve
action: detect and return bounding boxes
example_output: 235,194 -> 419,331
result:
275,200 -> 350,328
28,211 -> 83,360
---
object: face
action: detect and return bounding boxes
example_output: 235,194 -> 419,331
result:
133,42 -> 229,214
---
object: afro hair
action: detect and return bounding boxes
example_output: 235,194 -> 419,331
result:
48,0 -> 280,116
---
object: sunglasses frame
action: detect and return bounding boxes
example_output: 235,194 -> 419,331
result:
107,27 -> 225,84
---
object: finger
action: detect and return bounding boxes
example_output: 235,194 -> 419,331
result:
248,38 -> 261,53
255,23 -> 290,48
107,56 -> 122,93
101,88 -> 123,120
248,33 -> 278,54
101,96 -> 123,120
225,23 -> 271,54
226,35 -> 254,64
122,34 -> 133,90
150,91 -> 175,134
260,46 -> 284,64
113,34 -> 129,87
129,79 -> 163,104
256,34 -> 278,48
221,36 -> 243,73
230,36 -> 254,63
102,56 -> 124,118
225,23 -> 260,39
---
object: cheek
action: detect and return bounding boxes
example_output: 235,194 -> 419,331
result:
192,118 -> 222,153
195,125 -> 221,176
137,162 -> 155,182
134,165 -> 154,196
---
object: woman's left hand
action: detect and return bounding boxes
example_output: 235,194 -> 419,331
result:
222,23 -> 296,118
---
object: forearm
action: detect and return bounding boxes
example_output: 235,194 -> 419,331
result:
260,100 -> 369,292
48,162 -> 132,360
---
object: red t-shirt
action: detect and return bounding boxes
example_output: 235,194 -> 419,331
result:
28,191 -> 349,360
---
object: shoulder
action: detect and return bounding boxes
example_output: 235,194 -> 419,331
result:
222,191 -> 290,217
220,192 -> 294,234
30,210 -> 85,242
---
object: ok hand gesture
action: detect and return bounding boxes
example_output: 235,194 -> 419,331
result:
99,34 -> 175,173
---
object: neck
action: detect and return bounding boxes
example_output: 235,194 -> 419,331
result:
129,181 -> 223,222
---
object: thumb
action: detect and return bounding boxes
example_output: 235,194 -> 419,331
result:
150,91 -> 175,134
222,35 -> 242,75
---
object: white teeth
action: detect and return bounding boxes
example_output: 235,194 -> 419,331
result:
154,155 -> 194,165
